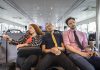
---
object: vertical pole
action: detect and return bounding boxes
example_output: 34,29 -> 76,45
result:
96,0 -> 100,51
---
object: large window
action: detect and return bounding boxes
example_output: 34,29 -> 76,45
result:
88,22 -> 96,33
0,23 -> 25,34
81,24 -> 88,33
77,22 -> 96,33
77,24 -> 88,33
77,25 -> 82,31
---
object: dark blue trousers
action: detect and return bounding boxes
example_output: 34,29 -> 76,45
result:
35,53 -> 78,70
68,53 -> 95,70
88,56 -> 100,70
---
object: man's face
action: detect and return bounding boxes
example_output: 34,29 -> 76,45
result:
45,24 -> 54,32
67,19 -> 76,29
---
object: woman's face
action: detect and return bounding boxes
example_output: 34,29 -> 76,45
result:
28,25 -> 36,34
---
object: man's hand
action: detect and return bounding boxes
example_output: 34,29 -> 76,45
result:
51,47 -> 61,55
58,47 -> 65,51
79,52 -> 92,58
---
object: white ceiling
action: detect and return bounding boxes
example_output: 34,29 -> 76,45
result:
64,0 -> 96,22
0,0 -> 96,26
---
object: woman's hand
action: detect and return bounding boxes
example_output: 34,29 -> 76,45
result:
16,43 -> 28,49
2,34 -> 11,41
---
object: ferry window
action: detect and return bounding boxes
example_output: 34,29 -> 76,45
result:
2,23 -> 9,31
14,26 -> 18,29
88,22 -> 96,33
81,24 -> 88,33
20,27 -> 25,31
0,24 -> 1,31
77,25 -> 82,31
9,24 -> 14,29
0,23 -> 2,35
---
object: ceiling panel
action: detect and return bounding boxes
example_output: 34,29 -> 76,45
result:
10,0 -> 78,25
61,0 -> 96,24
0,0 -> 96,27
0,0 -> 30,25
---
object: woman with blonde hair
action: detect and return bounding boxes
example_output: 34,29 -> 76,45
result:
3,23 -> 44,70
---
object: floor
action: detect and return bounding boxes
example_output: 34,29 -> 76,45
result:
0,64 -> 8,70
0,63 -> 64,70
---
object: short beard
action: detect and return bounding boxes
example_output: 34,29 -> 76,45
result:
71,26 -> 76,29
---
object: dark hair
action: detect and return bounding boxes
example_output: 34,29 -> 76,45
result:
30,24 -> 44,35
65,17 -> 75,25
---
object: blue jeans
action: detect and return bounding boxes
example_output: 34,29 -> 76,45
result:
68,53 -> 95,70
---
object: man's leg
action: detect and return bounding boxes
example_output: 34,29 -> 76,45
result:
88,56 -> 100,70
57,52 -> 78,70
68,53 -> 95,70
35,53 -> 56,70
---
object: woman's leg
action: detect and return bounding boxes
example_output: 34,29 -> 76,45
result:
16,57 -> 26,69
21,55 -> 38,70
